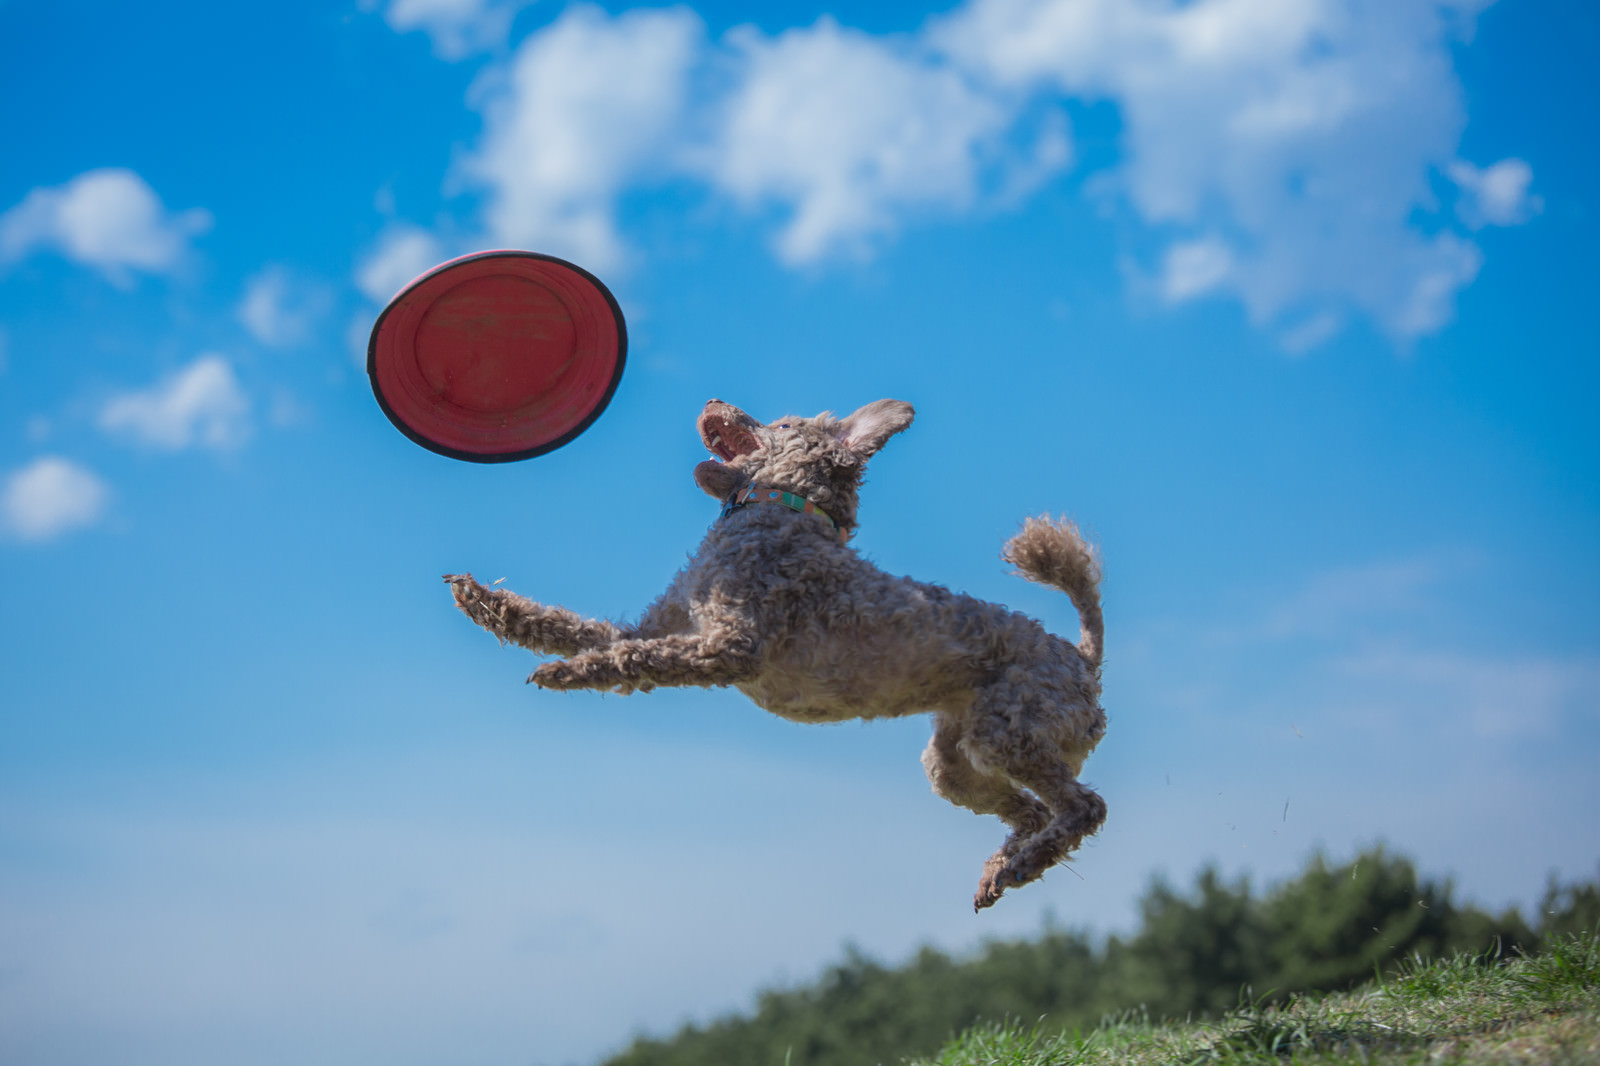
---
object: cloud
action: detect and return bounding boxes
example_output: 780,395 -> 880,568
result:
931,0 -> 1500,340
1335,646 -> 1600,740
1448,156 -> 1542,228
354,223 -> 444,304
367,0 -> 533,60
451,8 -> 1061,270
1278,310 -> 1343,353
1159,236 -> 1233,303
705,18 -> 1027,264
457,4 -> 703,272
1157,551 -> 1600,748
0,168 -> 211,285
1287,556 -> 1457,621
1196,553 -> 1469,647
237,266 -> 330,348
1388,232 -> 1483,337
1,457 -> 109,541
99,356 -> 251,451
388,0 -> 1525,344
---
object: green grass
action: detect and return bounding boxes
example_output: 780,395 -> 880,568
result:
907,930 -> 1600,1066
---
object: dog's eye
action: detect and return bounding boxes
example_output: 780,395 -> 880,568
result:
778,422 -> 792,430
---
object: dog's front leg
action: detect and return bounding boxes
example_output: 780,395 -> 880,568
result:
530,633 -> 757,694
444,573 -> 622,655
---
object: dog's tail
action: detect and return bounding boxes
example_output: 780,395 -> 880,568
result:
1003,516 -> 1103,670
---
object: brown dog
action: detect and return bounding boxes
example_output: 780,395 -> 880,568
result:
447,398 -> 1106,910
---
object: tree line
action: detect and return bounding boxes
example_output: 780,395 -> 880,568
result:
601,846 -> 1600,1066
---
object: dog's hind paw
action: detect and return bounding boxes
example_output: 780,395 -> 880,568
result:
974,856 -> 1036,911
973,857 -> 1011,911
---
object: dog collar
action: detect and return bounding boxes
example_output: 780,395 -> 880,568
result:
720,485 -> 849,544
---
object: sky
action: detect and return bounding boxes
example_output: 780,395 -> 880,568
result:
0,0 -> 1597,1063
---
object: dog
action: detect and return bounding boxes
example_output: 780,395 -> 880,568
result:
446,398 -> 1106,910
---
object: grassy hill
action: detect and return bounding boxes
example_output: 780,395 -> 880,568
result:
916,929 -> 1599,1065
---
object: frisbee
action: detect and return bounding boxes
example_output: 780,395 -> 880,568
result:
367,250 -> 627,463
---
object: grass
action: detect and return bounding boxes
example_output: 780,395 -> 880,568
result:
907,930 -> 1599,1066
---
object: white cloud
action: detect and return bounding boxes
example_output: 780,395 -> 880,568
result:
706,18 -> 1023,264
457,4 -> 703,272
1259,555 -> 1461,639
1,457 -> 109,541
354,223 -> 444,304
1163,552 -> 1600,745
930,0 -> 1498,340
1390,232 -> 1483,337
0,168 -> 211,285
1448,156 -> 1541,228
238,266 -> 330,348
384,0 -> 1523,344
1159,236 -> 1233,302
99,356 -> 251,451
1336,646 -> 1600,739
369,0 -> 533,60
450,6 -> 1058,270
1278,310 -> 1343,353
1187,553 -> 1467,652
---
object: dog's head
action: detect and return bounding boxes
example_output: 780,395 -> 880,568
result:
694,398 -> 915,533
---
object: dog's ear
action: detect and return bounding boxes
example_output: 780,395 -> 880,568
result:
836,400 -> 914,458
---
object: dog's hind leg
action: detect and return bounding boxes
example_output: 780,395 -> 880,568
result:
444,574 -> 622,655
921,714 -> 1052,911
960,692 -> 1107,910
981,763 -> 1105,910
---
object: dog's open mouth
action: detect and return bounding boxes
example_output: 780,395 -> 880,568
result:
698,403 -> 761,462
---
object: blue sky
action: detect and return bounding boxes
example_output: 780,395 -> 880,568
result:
1,0 -> 1596,1063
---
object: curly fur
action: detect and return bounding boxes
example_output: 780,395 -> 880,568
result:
446,398 -> 1107,911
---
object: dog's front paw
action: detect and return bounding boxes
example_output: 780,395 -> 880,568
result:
444,572 -> 486,607
530,658 -> 637,694
529,660 -> 583,690
444,573 -> 508,639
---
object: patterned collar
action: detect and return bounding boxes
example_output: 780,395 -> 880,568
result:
719,484 -> 849,544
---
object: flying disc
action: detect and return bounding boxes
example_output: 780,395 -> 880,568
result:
368,250 -> 627,463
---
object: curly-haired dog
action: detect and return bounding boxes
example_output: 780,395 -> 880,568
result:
446,398 -> 1106,910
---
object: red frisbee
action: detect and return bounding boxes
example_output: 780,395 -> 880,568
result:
368,250 -> 627,463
